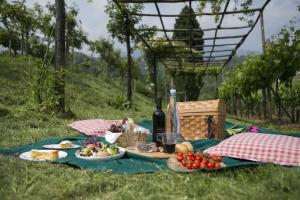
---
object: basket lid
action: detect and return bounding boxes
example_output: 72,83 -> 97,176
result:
177,99 -> 226,115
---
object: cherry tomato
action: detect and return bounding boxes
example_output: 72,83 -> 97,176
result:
188,155 -> 195,161
182,160 -> 187,167
214,156 -> 222,162
195,156 -> 203,162
214,163 -> 221,168
188,152 -> 194,157
177,154 -> 184,162
187,162 -> 193,169
194,159 -> 201,165
192,163 -> 200,169
207,162 -> 215,169
200,162 -> 207,169
202,159 -> 209,165
177,153 -> 183,157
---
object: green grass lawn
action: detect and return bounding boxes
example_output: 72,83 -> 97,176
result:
0,55 -> 300,200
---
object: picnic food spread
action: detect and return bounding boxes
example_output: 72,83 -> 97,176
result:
31,149 -> 59,160
2,88 -> 299,173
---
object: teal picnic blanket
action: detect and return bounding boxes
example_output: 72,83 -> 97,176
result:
0,120 -> 299,174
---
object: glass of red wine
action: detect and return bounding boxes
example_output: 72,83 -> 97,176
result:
161,133 -> 176,154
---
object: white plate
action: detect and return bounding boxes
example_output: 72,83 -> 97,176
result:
75,147 -> 126,161
42,144 -> 80,150
104,131 -> 122,144
19,150 -> 68,161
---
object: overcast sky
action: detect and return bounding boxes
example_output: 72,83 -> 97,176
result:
25,0 -> 300,56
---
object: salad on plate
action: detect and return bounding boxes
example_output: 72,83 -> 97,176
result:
76,136 -> 125,160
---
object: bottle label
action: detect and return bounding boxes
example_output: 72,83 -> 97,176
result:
156,128 -> 164,146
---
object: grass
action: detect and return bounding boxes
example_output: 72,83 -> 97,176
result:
0,55 -> 300,200
226,115 -> 300,134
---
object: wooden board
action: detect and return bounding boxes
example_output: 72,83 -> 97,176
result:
126,148 -> 173,159
167,155 -> 226,172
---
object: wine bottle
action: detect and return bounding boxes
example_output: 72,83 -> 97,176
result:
152,96 -> 165,147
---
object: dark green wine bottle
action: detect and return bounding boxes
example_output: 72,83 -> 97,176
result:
152,96 -> 165,147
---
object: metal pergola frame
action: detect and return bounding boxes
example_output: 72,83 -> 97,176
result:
114,0 -> 270,66
112,0 -> 270,102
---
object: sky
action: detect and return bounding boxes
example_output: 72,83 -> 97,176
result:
25,0 -> 300,57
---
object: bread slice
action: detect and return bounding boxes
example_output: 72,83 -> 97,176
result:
31,150 -> 59,160
59,140 -> 73,148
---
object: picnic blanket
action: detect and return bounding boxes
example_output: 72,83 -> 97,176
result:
68,119 -> 146,136
0,120 -> 299,174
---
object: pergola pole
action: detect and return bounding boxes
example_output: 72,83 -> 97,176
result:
260,10 -> 269,119
125,14 -> 132,104
153,55 -> 158,105
260,10 -> 266,51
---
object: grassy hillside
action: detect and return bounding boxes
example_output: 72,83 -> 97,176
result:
0,55 -> 300,200
0,55 -> 154,147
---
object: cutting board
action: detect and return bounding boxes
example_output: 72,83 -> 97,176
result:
167,155 -> 226,172
126,148 -> 173,159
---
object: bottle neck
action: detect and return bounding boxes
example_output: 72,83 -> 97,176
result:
156,97 -> 162,110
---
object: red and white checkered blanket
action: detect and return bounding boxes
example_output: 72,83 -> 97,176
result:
69,119 -> 145,137
204,132 -> 300,166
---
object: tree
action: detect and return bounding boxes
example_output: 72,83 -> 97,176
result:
105,1 -> 153,104
172,6 -> 204,101
54,0 -> 66,113
65,5 -> 88,68
0,27 -> 20,55
90,38 -> 124,78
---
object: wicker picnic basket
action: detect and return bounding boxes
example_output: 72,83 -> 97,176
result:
177,99 -> 226,140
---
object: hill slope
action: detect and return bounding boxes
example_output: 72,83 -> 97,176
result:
0,55 -> 300,200
0,55 -> 154,147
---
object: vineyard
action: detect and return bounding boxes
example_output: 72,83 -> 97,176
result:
219,22 -> 300,123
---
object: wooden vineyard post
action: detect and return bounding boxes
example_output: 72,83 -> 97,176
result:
125,14 -> 132,104
54,0 -> 66,113
153,55 -> 158,105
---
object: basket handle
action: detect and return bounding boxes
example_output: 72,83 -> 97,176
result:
206,116 -> 214,139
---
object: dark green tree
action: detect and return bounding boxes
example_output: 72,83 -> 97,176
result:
172,6 -> 204,101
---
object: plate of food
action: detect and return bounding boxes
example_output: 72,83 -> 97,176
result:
167,152 -> 226,172
75,136 -> 125,161
19,149 -> 68,161
42,140 -> 80,149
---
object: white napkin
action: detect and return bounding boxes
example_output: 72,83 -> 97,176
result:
104,131 -> 122,144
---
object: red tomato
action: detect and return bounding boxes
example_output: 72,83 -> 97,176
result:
182,160 -> 187,167
177,152 -> 183,156
214,163 -> 221,168
214,156 -> 222,162
177,155 -> 184,162
202,159 -> 209,164
188,152 -> 194,157
195,156 -> 203,162
184,153 -> 189,159
187,162 -> 193,169
194,159 -> 201,165
192,163 -> 200,169
207,162 -> 215,169
188,155 -> 195,161
200,162 -> 207,169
